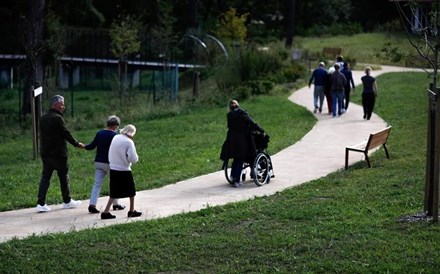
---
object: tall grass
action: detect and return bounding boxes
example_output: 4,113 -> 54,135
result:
1,72 -> 439,273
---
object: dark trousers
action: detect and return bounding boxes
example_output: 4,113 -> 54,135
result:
324,89 -> 332,113
231,158 -> 244,183
37,157 -> 71,205
344,86 -> 351,110
362,92 -> 376,120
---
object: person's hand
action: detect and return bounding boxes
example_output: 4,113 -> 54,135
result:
77,142 -> 85,148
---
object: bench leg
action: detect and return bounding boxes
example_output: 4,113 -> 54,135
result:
383,144 -> 390,159
345,148 -> 349,169
364,152 -> 371,168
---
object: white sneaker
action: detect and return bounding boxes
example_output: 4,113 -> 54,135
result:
63,199 -> 81,209
36,204 -> 51,212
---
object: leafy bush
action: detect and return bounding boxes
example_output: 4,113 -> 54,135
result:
269,62 -> 306,83
214,45 -> 284,100
245,79 -> 274,95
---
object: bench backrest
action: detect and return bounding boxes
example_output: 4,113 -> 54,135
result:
366,126 -> 392,150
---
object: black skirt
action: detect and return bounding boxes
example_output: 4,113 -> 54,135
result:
109,170 -> 136,198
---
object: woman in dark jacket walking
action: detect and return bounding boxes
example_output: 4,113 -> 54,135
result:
361,66 -> 378,120
220,100 -> 265,187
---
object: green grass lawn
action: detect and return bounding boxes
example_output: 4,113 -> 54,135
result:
0,93 -> 315,211
1,71 -> 439,273
291,32 -> 414,68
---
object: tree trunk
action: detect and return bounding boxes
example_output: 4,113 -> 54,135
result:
189,0 -> 199,30
285,0 -> 296,48
21,0 -> 45,122
424,46 -> 440,221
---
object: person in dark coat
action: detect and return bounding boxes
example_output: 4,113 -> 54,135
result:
329,63 -> 347,117
361,66 -> 378,120
36,95 -> 85,212
220,100 -> 265,188
341,62 -> 355,111
324,72 -> 332,115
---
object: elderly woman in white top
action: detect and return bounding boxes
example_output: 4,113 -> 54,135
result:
101,124 -> 142,219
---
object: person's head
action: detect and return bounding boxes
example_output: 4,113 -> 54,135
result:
365,66 -> 372,75
229,99 -> 239,111
107,115 -> 120,129
120,124 -> 136,138
336,55 -> 343,62
343,62 -> 350,70
333,63 -> 340,71
319,61 -> 325,67
50,95 -> 65,113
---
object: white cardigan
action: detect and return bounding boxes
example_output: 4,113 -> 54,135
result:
108,134 -> 139,171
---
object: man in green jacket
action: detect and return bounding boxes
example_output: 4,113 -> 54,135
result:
36,95 -> 85,212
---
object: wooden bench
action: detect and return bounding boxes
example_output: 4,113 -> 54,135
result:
345,126 -> 392,169
322,47 -> 342,59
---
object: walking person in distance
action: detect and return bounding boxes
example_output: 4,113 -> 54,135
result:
101,124 -> 142,219
36,95 -> 85,212
85,115 -> 125,214
308,61 -> 328,114
329,63 -> 347,117
341,62 -> 355,112
361,66 -> 378,120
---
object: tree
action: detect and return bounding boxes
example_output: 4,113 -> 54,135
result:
393,0 -> 440,221
285,0 -> 296,48
216,8 -> 248,45
109,14 -> 141,102
21,0 -> 45,122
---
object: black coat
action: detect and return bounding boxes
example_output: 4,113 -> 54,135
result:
40,109 -> 80,158
220,107 -> 264,162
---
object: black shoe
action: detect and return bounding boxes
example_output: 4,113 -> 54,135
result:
88,205 -> 100,214
101,212 -> 116,219
113,204 -> 126,210
127,210 -> 142,218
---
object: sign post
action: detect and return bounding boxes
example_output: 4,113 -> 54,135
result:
31,86 -> 42,160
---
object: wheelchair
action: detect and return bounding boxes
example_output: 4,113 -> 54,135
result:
223,132 -> 275,186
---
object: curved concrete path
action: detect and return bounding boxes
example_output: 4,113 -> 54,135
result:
0,65 -> 421,243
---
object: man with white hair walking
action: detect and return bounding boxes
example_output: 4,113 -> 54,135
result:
36,95 -> 85,212
308,61 -> 328,113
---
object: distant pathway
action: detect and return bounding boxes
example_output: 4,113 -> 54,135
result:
0,65 -> 423,243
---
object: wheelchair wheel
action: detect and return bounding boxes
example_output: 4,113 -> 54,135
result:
223,159 -> 248,185
253,153 -> 270,186
223,159 -> 235,185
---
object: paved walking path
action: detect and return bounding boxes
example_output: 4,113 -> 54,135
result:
0,65 -> 421,243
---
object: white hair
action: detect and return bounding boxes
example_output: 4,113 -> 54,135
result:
120,124 -> 136,137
